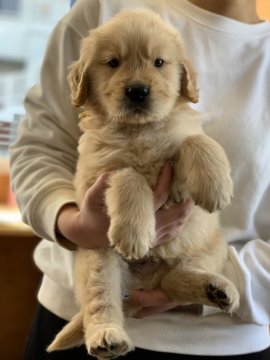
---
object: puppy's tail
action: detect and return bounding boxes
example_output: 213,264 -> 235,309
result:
47,312 -> 84,352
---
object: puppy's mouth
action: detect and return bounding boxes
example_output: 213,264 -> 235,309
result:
117,83 -> 154,122
124,101 -> 151,115
119,100 -> 154,122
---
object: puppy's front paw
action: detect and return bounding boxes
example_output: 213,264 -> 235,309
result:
210,174 -> 233,212
108,222 -> 155,260
187,172 -> 233,213
180,135 -> 233,213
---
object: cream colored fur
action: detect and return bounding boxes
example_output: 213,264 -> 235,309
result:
48,10 -> 239,359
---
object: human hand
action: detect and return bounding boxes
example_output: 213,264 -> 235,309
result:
127,288 -> 178,318
153,162 -> 193,247
56,173 -> 111,248
127,289 -> 203,318
56,163 -> 193,249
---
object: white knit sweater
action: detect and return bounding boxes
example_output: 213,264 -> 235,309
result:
10,0 -> 270,355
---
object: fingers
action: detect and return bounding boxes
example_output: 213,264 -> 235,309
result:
129,289 -> 173,307
156,223 -> 187,246
128,289 -> 177,318
155,224 -> 179,246
85,172 -> 113,206
153,199 -> 194,246
154,162 -> 173,210
156,199 -> 193,230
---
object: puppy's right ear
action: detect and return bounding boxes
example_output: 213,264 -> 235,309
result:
67,60 -> 89,108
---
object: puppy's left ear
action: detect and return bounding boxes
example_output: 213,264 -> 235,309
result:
180,58 -> 199,103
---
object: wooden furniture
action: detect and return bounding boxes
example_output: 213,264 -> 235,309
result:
0,206 -> 41,360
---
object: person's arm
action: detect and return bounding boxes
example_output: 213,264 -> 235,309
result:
10,19 -> 82,249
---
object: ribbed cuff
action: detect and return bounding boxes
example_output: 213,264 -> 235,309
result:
29,185 -> 77,250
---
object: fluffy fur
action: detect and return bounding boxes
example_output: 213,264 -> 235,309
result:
48,9 -> 239,359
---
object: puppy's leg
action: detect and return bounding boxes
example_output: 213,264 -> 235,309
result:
78,249 -> 133,359
50,248 -> 133,359
47,312 -> 84,352
161,263 -> 239,314
106,168 -> 155,260
174,134 -> 233,213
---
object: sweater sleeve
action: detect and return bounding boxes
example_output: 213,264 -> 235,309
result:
224,240 -> 270,325
9,16 -> 91,249
203,239 -> 270,326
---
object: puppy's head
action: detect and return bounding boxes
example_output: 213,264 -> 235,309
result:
68,9 -> 198,125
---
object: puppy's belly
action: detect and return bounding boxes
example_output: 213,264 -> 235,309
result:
150,207 -> 224,266
125,211 -> 226,293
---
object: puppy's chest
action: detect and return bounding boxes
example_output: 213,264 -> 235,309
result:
88,130 -> 178,185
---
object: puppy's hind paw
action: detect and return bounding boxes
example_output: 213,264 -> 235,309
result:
205,280 -> 240,314
86,326 -> 134,359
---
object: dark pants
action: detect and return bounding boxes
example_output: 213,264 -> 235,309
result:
23,304 -> 270,360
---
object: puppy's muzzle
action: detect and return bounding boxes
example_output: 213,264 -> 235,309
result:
125,83 -> 150,107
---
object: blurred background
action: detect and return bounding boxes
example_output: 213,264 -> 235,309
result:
0,0 -> 70,126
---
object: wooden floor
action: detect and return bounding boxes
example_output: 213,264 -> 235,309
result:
0,230 -> 41,360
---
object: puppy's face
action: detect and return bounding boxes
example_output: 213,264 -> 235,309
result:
69,10 -> 198,126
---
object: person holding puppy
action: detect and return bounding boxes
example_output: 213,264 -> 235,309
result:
10,0 -> 270,359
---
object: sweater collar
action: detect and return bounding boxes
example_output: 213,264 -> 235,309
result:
169,0 -> 270,35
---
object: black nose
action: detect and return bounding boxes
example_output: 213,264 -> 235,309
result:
125,85 -> 150,103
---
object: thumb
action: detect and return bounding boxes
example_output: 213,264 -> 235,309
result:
154,162 -> 173,210
128,289 -> 172,307
85,172 -> 113,206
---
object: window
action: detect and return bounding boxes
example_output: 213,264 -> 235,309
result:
0,0 -> 20,15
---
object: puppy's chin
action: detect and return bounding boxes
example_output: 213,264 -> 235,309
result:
109,106 -> 161,127
104,96 -> 176,127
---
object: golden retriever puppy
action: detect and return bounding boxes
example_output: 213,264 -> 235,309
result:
48,9 -> 239,359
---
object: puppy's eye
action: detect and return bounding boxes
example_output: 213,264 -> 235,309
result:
154,58 -> 165,68
108,59 -> 120,68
